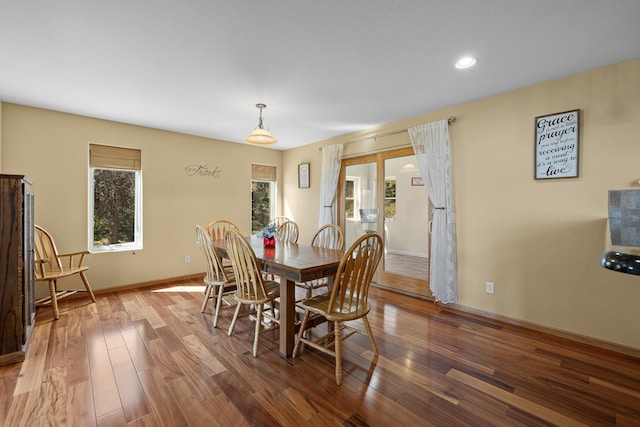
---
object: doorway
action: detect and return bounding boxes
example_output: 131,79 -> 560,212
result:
337,147 -> 432,298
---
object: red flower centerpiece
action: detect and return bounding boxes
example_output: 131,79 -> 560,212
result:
258,224 -> 278,248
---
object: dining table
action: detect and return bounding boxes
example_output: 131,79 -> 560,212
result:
213,236 -> 344,358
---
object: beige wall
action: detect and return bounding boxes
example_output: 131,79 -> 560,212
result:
285,57 -> 640,351
1,104 -> 282,292
2,57 -> 640,351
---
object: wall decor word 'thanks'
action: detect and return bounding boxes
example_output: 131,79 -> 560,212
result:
184,164 -> 222,178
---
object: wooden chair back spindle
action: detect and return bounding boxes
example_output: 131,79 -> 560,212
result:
311,224 -> 344,251
206,219 -> 239,241
277,220 -> 299,243
268,216 -> 291,229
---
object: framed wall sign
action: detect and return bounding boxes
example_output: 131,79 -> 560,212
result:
535,109 -> 580,179
298,163 -> 310,188
411,177 -> 424,186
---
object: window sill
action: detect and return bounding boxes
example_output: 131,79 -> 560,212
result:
91,243 -> 142,253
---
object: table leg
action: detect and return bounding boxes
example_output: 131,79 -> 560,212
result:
279,278 -> 296,357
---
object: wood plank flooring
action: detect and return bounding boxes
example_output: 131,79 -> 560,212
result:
1,278 -> 639,426
384,253 -> 429,280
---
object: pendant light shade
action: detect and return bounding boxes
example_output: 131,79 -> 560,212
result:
244,103 -> 277,145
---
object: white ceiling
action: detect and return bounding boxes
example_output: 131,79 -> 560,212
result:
1,1 -> 640,151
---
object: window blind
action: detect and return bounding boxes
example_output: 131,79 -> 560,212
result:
251,164 -> 276,182
90,144 -> 141,170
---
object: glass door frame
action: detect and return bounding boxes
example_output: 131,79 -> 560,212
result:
337,146 -> 432,298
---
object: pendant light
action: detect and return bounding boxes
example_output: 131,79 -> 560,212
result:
244,103 -> 277,145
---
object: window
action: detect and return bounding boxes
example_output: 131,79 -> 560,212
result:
89,144 -> 142,252
384,177 -> 397,220
251,164 -> 276,234
345,176 -> 359,220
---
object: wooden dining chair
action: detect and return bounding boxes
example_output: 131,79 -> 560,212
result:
295,224 -> 345,299
224,228 -> 280,357
268,216 -> 290,229
293,232 -> 383,385
33,225 -> 96,320
206,219 -> 239,269
277,220 -> 299,243
195,225 -> 236,327
206,219 -> 239,241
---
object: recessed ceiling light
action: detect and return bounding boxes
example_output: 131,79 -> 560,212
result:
455,56 -> 477,69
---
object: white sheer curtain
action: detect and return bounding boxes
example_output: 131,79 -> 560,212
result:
318,144 -> 343,227
408,120 -> 457,303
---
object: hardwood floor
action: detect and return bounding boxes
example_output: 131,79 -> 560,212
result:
1,278 -> 639,426
384,253 -> 429,279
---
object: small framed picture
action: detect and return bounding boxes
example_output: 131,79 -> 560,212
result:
534,109 -> 580,179
298,163 -> 310,188
411,177 -> 424,186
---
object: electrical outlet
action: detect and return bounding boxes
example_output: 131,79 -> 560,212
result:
184,255 -> 190,263
486,281 -> 495,294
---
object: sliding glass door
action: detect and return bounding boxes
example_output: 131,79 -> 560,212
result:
338,147 -> 432,298
342,159 -> 377,249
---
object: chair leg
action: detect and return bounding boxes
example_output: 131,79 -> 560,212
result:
213,285 -> 224,328
49,279 -> 60,320
362,315 -> 379,356
293,310 -> 311,357
201,284 -> 213,313
334,320 -> 342,385
253,304 -> 263,357
80,271 -> 96,302
228,302 -> 242,336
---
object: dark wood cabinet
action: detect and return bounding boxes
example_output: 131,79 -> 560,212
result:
0,174 -> 35,366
